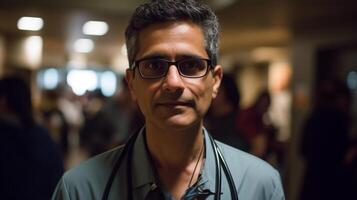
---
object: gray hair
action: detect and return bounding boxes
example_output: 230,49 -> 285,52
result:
125,0 -> 220,68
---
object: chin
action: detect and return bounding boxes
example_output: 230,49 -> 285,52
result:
152,108 -> 202,130
162,115 -> 200,130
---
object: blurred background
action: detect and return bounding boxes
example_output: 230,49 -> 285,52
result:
0,0 -> 356,199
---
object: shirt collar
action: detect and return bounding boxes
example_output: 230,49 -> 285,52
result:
131,127 -> 216,194
199,128 -> 216,192
132,127 -> 156,189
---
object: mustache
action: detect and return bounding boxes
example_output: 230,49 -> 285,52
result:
155,98 -> 196,107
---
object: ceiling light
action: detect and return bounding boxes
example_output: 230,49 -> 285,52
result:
17,17 -> 44,31
67,69 -> 98,96
82,21 -> 109,36
42,68 -> 60,90
100,71 -> 117,97
24,36 -> 43,68
73,38 -> 94,53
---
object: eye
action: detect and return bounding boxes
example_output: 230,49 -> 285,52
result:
146,60 -> 166,70
139,59 -> 167,77
179,59 -> 206,76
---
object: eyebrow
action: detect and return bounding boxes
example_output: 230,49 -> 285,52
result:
137,54 -> 205,61
137,53 -> 167,61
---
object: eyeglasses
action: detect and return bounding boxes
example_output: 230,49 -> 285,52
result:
131,57 -> 212,79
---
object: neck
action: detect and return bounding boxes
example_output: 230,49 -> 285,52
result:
145,121 -> 205,199
145,121 -> 204,168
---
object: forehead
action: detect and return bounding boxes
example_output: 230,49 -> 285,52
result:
136,21 -> 207,60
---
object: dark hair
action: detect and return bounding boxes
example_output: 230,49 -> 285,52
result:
0,76 -> 34,126
125,0 -> 219,67
315,79 -> 351,111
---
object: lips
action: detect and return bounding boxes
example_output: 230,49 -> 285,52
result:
156,100 -> 194,108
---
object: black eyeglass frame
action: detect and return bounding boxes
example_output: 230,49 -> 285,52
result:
130,57 -> 213,79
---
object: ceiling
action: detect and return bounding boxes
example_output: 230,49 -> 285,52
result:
0,0 -> 356,70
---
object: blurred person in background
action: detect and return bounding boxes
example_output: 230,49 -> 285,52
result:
205,73 -> 248,151
236,90 -> 278,160
0,76 -> 64,200
58,88 -> 84,130
80,78 -> 144,156
300,80 -> 356,200
40,89 -> 69,156
79,90 -> 107,156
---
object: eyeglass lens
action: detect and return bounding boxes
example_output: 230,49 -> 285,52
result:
138,58 -> 209,78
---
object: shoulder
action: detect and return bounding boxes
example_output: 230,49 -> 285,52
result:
52,146 -> 124,200
67,145 -> 123,176
216,141 -> 285,199
219,142 -> 277,174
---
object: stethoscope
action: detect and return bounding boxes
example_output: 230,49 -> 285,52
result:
102,128 -> 239,200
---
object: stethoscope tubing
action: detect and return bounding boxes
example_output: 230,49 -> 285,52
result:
211,136 -> 239,199
102,129 -> 239,200
102,130 -> 139,200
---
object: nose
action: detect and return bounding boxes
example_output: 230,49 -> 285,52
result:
162,65 -> 185,93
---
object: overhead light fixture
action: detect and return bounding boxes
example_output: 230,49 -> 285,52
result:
24,36 -> 43,68
100,71 -> 117,97
82,21 -> 109,36
41,68 -> 60,90
17,17 -> 44,31
67,69 -> 98,96
73,38 -> 94,53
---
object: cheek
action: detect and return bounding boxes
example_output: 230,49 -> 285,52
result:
132,91 -> 152,120
197,88 -> 214,117
131,82 -> 148,112
132,81 -> 161,112
186,80 -> 214,109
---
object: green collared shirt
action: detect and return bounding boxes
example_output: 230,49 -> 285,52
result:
52,128 -> 285,200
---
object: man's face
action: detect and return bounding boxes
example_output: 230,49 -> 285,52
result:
126,21 -> 222,130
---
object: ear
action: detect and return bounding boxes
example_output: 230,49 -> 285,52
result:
211,65 -> 223,99
125,68 -> 137,101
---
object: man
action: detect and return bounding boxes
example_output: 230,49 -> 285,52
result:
52,0 -> 284,199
